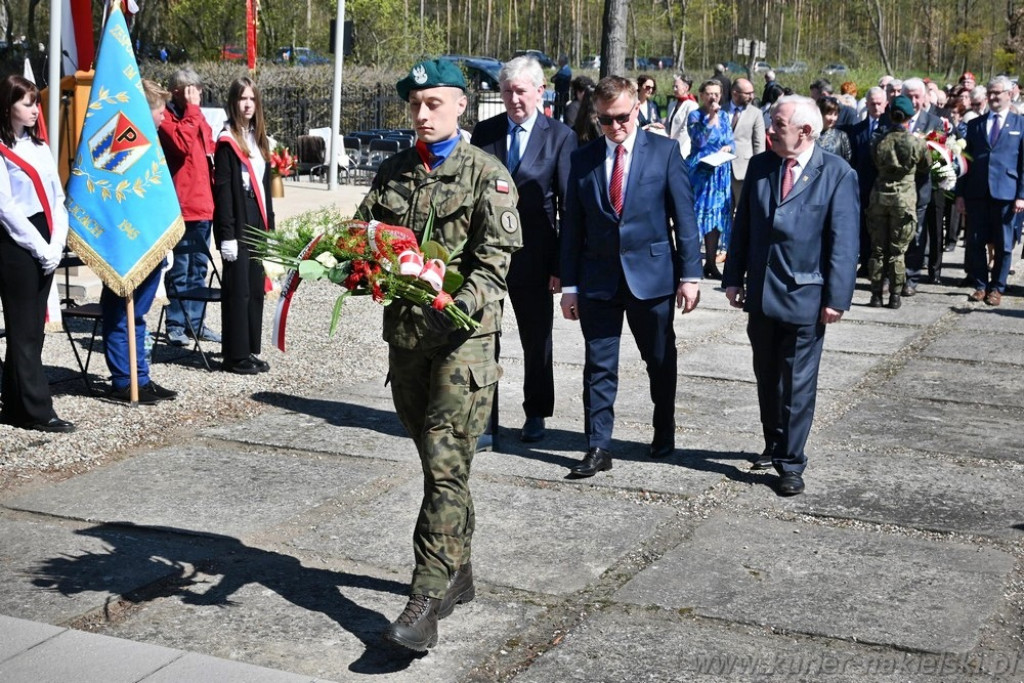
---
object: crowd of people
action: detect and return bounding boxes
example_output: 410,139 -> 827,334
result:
2,55 -> 1021,654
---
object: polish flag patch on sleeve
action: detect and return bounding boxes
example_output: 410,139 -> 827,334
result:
495,179 -> 510,194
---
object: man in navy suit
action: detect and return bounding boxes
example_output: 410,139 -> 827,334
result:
723,95 -> 860,496
955,75 -> 1024,307
471,56 -> 576,443
559,76 -> 702,478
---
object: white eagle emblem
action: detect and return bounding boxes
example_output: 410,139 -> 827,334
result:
412,65 -> 428,84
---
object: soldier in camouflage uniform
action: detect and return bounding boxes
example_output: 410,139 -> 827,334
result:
355,58 -> 522,652
867,95 -> 930,309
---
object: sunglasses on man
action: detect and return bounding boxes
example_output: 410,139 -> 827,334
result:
597,112 -> 632,125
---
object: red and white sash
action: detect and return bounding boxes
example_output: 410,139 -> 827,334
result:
217,134 -> 268,231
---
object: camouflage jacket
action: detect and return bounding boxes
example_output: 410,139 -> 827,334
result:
357,139 -> 522,350
870,128 -> 930,204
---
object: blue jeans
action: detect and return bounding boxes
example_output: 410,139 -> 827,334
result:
164,219 -> 211,332
101,266 -> 162,390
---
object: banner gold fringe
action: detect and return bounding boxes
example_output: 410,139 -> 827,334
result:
67,215 -> 185,298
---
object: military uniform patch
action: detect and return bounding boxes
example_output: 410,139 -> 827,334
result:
501,210 -> 519,234
495,179 -> 510,194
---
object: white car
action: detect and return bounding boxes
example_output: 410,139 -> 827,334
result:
581,55 -> 600,69
754,61 -> 772,74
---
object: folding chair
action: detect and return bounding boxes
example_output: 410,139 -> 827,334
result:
59,252 -> 103,394
355,138 -> 400,177
295,134 -> 326,182
309,127 -> 354,184
155,238 -> 222,371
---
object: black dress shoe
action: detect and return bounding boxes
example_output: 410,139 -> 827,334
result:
649,430 -> 675,459
25,417 -> 76,433
438,562 -> 475,619
777,472 -> 805,496
142,381 -> 178,401
108,385 -> 160,405
751,448 -> 774,470
569,447 -> 613,478
249,354 -> 270,373
520,416 -> 545,443
385,594 -> 440,651
223,358 -> 260,375
901,283 -> 916,297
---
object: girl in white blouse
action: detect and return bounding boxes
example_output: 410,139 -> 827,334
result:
0,75 -> 75,433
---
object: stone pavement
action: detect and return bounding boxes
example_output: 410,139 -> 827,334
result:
2,180 -> 1024,681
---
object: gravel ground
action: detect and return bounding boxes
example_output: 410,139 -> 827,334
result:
0,278 -> 389,487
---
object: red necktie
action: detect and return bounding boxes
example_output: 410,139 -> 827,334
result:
781,158 -> 797,199
610,144 -> 625,215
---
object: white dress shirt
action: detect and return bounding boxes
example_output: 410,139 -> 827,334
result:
507,110 -> 539,161
0,134 -> 68,261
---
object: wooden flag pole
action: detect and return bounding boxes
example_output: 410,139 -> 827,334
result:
126,293 -> 139,404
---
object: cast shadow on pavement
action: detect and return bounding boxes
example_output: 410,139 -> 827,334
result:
28,522 -> 426,673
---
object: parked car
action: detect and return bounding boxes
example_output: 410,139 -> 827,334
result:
776,60 -> 808,74
274,46 -> 330,66
513,49 -> 554,67
822,63 -> 849,77
581,54 -> 601,69
723,61 -> 750,78
753,61 -> 772,74
644,56 -> 674,70
221,44 -> 245,62
625,56 -> 651,71
438,55 -> 502,90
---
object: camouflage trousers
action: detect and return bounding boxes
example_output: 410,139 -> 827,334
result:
388,334 -> 500,598
867,200 -> 917,291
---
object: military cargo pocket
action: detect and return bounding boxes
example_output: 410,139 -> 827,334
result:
463,359 -> 501,438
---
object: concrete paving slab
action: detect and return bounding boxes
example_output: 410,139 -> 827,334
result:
143,653 -> 329,682
953,307 -> 1024,334
0,615 -> 63,662
842,299 -> 949,326
720,319 -> 922,356
921,330 -> 1024,365
0,517 -> 215,624
832,394 -> 1024,462
103,577 -> 541,681
734,448 -> 1024,539
613,513 -> 1014,653
515,605 -> 1007,683
881,357 -> 1024,407
678,341 -> 881,390
0,627 -> 181,683
4,448 -> 387,538
287,476 -> 673,595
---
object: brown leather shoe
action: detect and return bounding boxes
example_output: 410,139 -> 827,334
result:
985,290 -> 1002,306
967,289 -> 987,303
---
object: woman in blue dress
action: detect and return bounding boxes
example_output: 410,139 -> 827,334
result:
686,79 -> 733,279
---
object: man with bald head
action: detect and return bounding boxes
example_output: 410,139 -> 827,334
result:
357,58 -> 522,651
723,95 -> 859,496
726,78 -> 765,212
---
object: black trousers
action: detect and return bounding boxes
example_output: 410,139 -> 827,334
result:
508,282 -> 554,419
220,195 -> 265,365
0,214 -> 56,425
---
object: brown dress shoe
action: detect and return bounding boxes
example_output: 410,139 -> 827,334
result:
967,289 -> 987,303
985,290 -> 1002,306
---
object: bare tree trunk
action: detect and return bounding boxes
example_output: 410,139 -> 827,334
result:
865,0 -> 893,75
485,0 -> 492,56
600,0 -> 628,77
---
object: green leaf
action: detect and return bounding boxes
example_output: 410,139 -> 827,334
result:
442,270 -> 464,293
298,260 -> 327,280
329,291 -> 351,336
421,205 -> 436,244
326,261 -> 352,285
421,240 -> 450,262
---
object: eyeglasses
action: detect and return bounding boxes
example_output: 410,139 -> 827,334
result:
643,85 -> 655,92
597,112 -> 633,125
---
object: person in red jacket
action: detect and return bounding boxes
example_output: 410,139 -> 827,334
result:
158,68 -> 221,346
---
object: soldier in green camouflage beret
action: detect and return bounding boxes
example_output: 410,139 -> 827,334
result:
867,95 -> 930,309
356,58 -> 522,652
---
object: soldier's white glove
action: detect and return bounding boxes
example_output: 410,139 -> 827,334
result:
221,240 -> 239,262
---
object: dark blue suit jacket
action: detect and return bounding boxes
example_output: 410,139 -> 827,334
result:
560,128 -> 702,300
957,110 -> 1024,202
723,146 -> 860,326
471,113 -> 576,287
843,117 -> 882,205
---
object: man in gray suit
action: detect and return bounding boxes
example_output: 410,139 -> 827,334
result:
723,95 -> 860,496
726,78 -> 766,212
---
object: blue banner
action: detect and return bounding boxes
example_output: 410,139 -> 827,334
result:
65,5 -> 183,297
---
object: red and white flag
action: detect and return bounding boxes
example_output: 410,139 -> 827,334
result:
61,0 -> 95,74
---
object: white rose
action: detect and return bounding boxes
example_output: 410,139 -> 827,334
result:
315,251 -> 338,269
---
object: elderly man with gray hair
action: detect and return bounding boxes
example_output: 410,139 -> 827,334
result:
471,56 -> 576,445
723,95 -> 859,496
955,75 -> 1024,307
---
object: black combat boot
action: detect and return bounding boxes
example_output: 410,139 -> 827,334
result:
887,293 -> 901,309
868,290 -> 883,307
385,594 -> 440,651
438,562 -> 475,619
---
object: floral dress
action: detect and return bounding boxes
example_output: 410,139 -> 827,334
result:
686,109 -> 733,246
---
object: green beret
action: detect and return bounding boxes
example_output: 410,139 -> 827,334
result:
396,59 -> 468,101
891,95 -> 915,118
